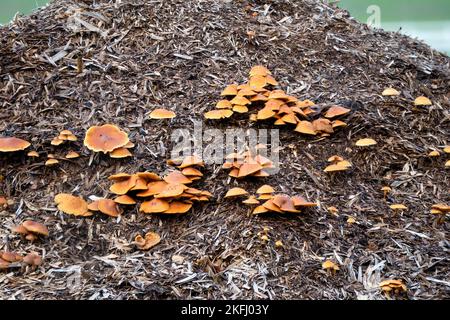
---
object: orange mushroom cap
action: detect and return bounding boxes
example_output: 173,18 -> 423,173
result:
164,171 -> 192,184
149,108 -> 176,119
110,147 -> 133,158
140,198 -> 170,213
249,65 -> 271,77
22,220 -> 49,236
97,199 -> 122,217
0,137 -> 31,152
54,193 -> 91,216
135,232 -> 161,250
163,201 -> 193,214
324,105 -> 351,119
65,151 -> 80,159
84,124 -> 129,153
224,187 -> 248,198
114,195 -> 136,205
256,185 -> 275,194
295,121 -> 317,135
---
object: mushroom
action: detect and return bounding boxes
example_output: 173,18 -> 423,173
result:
221,84 -> 238,96
23,253 -> 42,267
224,187 -> 248,198
428,150 -> 440,157
54,193 -> 92,217
164,171 -> 193,184
27,151 -> 39,158
50,137 -> 64,146
1,251 -> 23,263
204,109 -> 233,119
114,195 -> 136,205
414,96 -> 432,106
324,105 -> 350,119
379,279 -> 407,297
381,186 -> 392,201
84,124 -> 129,153
164,201 -> 193,214
355,138 -> 377,147
155,184 -> 187,198
347,216 -> 356,224
0,137 -> 31,153
216,100 -> 233,109
252,205 -> 269,215
431,204 -> 449,224
382,88 -> 400,96
109,147 -> 132,158
275,240 -> 284,248
140,198 -> 170,214
45,158 -> 59,166
65,151 -> 80,159
242,196 -> 260,205
22,220 -> 49,239
322,260 -> 339,275
295,121 -> 317,135
97,199 -> 123,217
149,108 -> 176,119
390,204 -> 408,215
249,65 -> 271,77
327,206 -> 339,217
178,155 -> 204,169
134,231 -> 161,250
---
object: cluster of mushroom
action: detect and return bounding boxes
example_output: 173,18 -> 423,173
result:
204,65 -> 279,120
225,184 -> 317,215
430,203 -> 449,224
84,124 -> 134,158
204,66 -> 351,137
108,156 -> 211,215
222,149 -> 275,178
51,129 -> 77,146
259,99 -> 350,138
11,220 -> 49,242
379,279 -> 407,297
0,251 -> 42,270
324,155 -> 352,173
0,137 -> 31,153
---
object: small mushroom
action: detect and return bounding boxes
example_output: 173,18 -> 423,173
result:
65,151 -> 80,159
380,279 -> 407,297
381,186 -> 392,201
224,187 -> 248,198
134,231 -> 161,250
22,220 -> 49,238
382,88 -> 400,96
322,260 -> 339,275
390,204 -> 408,215
45,158 -> 59,166
414,96 -> 432,106
327,206 -> 339,217
149,108 -> 176,119
27,151 -> 39,158
428,150 -> 440,157
355,138 -> 377,147
23,253 -> 42,267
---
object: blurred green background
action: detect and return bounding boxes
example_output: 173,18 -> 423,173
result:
0,0 -> 449,54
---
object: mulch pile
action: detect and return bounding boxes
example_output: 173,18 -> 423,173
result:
0,0 -> 449,300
